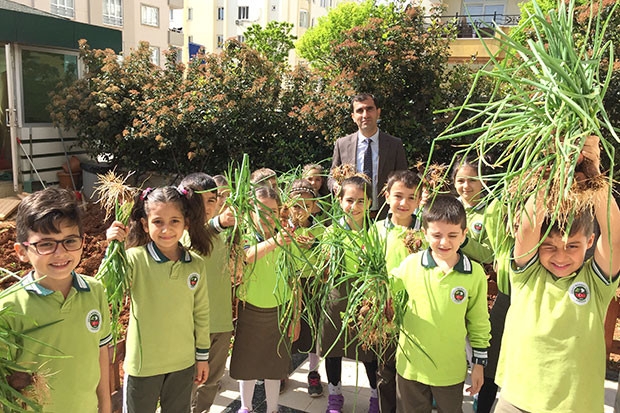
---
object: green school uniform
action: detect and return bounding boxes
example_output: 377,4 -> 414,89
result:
374,213 -> 424,274
497,257 -> 619,413
392,249 -> 490,386
460,200 -> 494,264
0,272 -> 112,412
237,233 -> 292,308
484,199 -> 514,295
124,242 -> 210,377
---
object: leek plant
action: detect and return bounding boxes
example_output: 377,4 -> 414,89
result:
432,0 -> 619,238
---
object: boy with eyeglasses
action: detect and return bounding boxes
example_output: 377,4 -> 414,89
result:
0,188 -> 112,412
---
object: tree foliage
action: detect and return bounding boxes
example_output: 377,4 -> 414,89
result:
244,21 -> 296,67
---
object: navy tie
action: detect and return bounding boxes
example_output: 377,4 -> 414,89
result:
363,138 -> 373,181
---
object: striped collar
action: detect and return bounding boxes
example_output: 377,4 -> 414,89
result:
383,213 -> 421,231
420,248 -> 473,274
146,241 -> 192,263
457,197 -> 487,212
22,271 -> 90,296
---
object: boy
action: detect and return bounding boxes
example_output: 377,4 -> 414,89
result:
495,136 -> 620,413
392,195 -> 490,413
0,188 -> 112,412
375,170 -> 424,413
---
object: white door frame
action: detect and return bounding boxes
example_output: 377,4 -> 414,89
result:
4,43 -> 20,193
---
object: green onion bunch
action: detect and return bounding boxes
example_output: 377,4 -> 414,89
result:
93,172 -> 137,347
432,0 -> 619,233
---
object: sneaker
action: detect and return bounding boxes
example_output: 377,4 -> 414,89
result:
326,394 -> 344,413
308,371 -> 324,397
368,396 -> 379,413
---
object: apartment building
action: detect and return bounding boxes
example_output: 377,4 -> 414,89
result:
183,0 -> 340,63
434,0 -> 522,64
8,0 -> 184,64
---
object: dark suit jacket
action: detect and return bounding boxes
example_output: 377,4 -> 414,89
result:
330,131 -> 408,217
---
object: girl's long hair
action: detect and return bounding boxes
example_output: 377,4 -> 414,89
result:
127,186 -> 214,255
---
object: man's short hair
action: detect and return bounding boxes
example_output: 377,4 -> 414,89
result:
351,93 -> 379,111
422,195 -> 467,230
16,188 -> 83,242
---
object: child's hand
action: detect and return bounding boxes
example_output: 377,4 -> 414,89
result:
295,234 -> 315,249
466,364 -> 484,396
218,207 -> 236,228
276,230 -> 293,246
195,360 -> 209,385
106,221 -> 127,243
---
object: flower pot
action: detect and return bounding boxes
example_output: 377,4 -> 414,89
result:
62,156 -> 82,174
57,170 -> 82,190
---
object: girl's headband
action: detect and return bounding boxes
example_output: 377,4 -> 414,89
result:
290,186 -> 317,198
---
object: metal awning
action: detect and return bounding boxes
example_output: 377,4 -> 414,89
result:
0,0 -> 122,52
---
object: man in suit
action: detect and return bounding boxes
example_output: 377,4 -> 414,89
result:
330,93 -> 408,219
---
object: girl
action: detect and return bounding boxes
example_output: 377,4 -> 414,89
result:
229,186 -> 293,413
287,179 -> 325,397
106,186 -> 213,413
452,156 -> 494,265
178,173 -> 235,413
302,164 -> 331,223
321,175 -> 379,413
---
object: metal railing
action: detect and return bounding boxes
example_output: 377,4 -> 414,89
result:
430,13 -> 521,38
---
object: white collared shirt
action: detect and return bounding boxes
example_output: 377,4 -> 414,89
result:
356,130 -> 380,209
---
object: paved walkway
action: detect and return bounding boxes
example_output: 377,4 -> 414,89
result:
206,355 -> 620,413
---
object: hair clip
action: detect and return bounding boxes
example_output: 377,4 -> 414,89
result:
140,187 -> 153,201
177,185 -> 189,197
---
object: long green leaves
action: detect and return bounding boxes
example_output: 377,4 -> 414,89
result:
432,0 -> 618,234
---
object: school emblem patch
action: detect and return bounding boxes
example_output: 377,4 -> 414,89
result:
569,282 -> 590,305
86,309 -> 102,333
451,287 -> 468,304
472,222 -> 483,234
187,273 -> 200,290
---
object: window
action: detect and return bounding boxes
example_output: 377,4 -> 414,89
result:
299,10 -> 309,28
217,7 -> 224,20
237,35 -> 245,43
50,0 -> 74,18
188,7 -> 193,20
188,35 -> 193,43
238,6 -> 249,20
217,35 -> 224,49
141,4 -> 159,27
150,46 -> 160,66
103,0 -> 123,26
320,0 -> 331,7
22,49 -> 78,123
462,0 -> 505,24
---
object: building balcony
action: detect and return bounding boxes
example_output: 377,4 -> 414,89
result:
431,13 -> 521,64
168,0 -> 183,10
169,28 -> 183,47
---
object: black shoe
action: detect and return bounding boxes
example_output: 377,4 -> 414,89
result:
307,371 -> 323,397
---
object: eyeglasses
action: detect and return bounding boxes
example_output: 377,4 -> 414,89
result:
22,236 -> 85,255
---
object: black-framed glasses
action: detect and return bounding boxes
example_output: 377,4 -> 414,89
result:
22,236 -> 85,255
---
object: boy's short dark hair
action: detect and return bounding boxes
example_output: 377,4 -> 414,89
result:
541,209 -> 595,238
385,170 -> 421,193
16,188 -> 83,243
422,195 -> 467,230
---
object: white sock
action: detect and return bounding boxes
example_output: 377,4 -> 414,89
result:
328,382 -> 342,395
264,379 -> 280,413
239,380 -> 255,410
308,353 -> 320,372
370,388 -> 378,398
